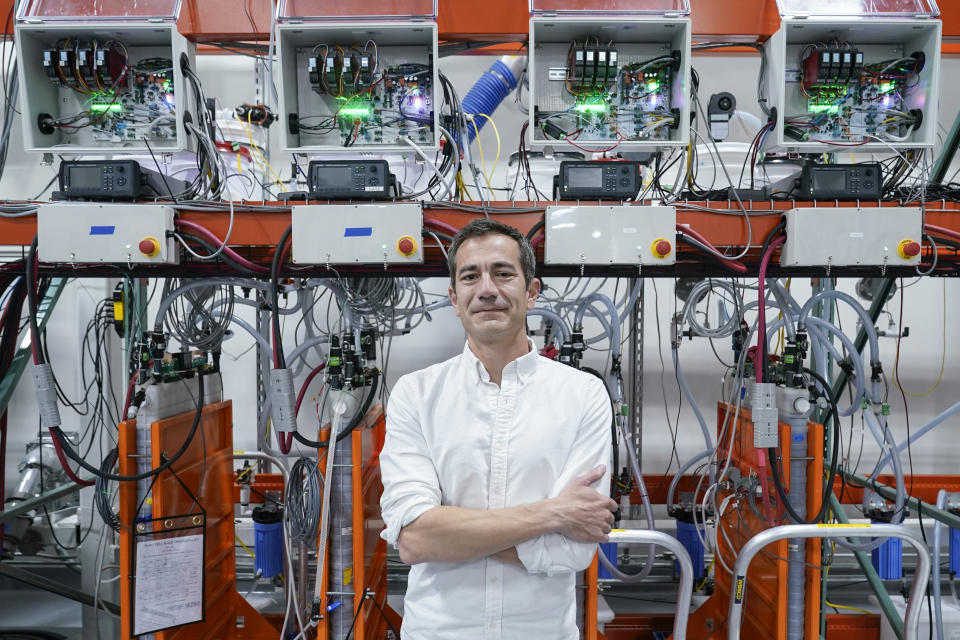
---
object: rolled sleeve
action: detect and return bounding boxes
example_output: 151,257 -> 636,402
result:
516,376 -> 613,575
379,375 -> 442,549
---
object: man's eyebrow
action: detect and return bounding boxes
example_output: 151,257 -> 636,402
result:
457,264 -> 479,276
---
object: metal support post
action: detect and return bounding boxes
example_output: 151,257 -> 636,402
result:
627,278 -> 644,519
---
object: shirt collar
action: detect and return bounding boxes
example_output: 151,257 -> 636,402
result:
461,337 -> 539,384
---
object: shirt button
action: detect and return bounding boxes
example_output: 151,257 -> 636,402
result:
491,576 -> 499,584
489,622 -> 496,629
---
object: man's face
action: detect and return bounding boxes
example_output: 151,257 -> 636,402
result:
448,234 -> 540,343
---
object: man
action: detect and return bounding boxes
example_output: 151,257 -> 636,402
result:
379,218 -> 617,639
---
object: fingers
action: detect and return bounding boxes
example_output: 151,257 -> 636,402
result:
575,464 -> 607,487
605,497 -> 619,512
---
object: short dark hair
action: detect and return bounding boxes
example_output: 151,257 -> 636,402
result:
447,219 -> 536,290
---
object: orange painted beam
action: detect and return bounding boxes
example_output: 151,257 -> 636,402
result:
4,201 -> 960,258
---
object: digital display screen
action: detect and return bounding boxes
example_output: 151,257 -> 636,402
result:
813,169 -> 847,192
313,166 -> 353,189
567,167 -> 603,189
68,166 -> 102,190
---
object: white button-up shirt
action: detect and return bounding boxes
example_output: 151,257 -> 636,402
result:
380,340 -> 613,640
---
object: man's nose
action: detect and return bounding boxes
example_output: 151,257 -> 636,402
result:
476,272 -> 498,297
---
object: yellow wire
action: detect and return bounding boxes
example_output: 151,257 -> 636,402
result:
898,280 -> 947,397
696,555 -> 715,592
473,113 -> 502,194
469,119 -> 494,197
235,534 -> 255,560
825,601 -> 874,615
239,113 -> 285,190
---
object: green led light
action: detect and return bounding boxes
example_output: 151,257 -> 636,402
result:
808,104 -> 840,114
90,104 -> 123,113
574,102 -> 607,113
880,82 -> 894,94
647,81 -> 660,92
339,107 -> 371,118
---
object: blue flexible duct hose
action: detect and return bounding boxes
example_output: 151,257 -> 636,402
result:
462,59 -> 519,141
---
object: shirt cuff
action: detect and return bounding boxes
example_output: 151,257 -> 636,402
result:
515,534 -> 596,577
380,500 -> 437,548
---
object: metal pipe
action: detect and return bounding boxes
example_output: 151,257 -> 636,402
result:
727,524 -> 930,640
844,471 -> 960,531
607,529 -> 693,640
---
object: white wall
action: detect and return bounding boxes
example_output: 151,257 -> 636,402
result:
4,48 -> 960,494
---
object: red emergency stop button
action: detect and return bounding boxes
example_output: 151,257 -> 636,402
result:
651,238 -> 672,259
898,239 -> 921,259
397,236 -> 417,257
139,237 -> 160,258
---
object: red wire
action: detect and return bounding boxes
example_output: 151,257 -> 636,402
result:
675,224 -> 748,274
175,219 -> 269,273
755,235 -> 786,384
423,218 -> 459,236
121,372 -> 137,421
48,428 -> 94,487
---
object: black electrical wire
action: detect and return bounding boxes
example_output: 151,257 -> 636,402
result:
766,367 -> 841,525
581,366 -> 620,501
94,448 -> 120,531
675,234 -> 746,274
524,219 -> 544,243
292,374 -> 379,449
272,225 -> 293,369
175,230 -> 264,276
51,372 -> 206,482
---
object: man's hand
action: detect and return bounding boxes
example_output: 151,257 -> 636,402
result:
547,465 -> 618,543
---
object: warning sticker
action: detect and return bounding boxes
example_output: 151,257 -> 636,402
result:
734,575 -> 746,604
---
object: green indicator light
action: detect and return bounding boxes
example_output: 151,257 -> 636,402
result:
339,107 -> 371,118
574,102 -> 607,113
90,104 -> 123,113
880,82 -> 894,94
809,104 -> 840,114
647,81 -> 660,92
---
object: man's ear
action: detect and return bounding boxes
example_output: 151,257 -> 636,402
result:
449,284 -> 460,318
526,277 -> 541,310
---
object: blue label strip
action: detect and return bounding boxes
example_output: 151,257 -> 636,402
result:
343,227 -> 373,238
89,226 -> 116,235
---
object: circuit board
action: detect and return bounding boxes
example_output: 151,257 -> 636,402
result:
294,45 -> 435,148
39,41 -> 178,144
91,59 -> 176,142
784,45 -> 920,144
533,41 -> 679,146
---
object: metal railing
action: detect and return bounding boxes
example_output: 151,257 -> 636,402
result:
726,524 -> 931,640
608,529 -> 694,640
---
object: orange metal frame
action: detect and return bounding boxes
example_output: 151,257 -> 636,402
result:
118,399 -> 280,640
681,404 -> 823,640
5,0 -> 957,48
117,396 -> 392,639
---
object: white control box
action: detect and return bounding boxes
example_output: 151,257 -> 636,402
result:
291,203 -> 423,265
545,205 -> 676,266
38,203 -> 177,264
779,207 -> 922,268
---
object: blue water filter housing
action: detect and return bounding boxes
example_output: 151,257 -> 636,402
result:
676,519 -> 705,580
252,506 -> 284,579
950,526 -> 960,575
871,520 -> 903,580
598,542 -> 618,579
